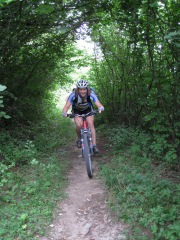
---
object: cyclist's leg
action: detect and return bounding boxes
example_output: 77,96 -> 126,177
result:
73,108 -> 83,137
86,116 -> 99,154
73,109 -> 83,147
85,107 -> 99,153
74,116 -> 83,139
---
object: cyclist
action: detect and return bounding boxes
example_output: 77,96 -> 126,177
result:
62,79 -> 104,154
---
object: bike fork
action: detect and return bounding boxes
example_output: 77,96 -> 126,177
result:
81,129 -> 84,156
88,132 -> 94,155
81,129 -> 94,156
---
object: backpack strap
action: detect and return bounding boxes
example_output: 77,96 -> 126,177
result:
73,88 -> 79,103
87,87 -> 91,103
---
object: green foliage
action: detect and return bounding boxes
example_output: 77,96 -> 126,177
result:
0,84 -> 11,119
104,125 -> 179,168
0,0 -> 15,6
1,0 -> 179,160
0,0 -> 180,237
35,4 -> 54,14
0,130 -> 36,166
0,156 -> 69,239
0,108 -> 76,239
100,126 -> 180,240
0,0 -> 96,123
89,0 -> 180,161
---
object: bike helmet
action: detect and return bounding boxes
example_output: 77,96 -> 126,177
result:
76,79 -> 89,88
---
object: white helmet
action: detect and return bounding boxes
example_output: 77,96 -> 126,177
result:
76,79 -> 89,88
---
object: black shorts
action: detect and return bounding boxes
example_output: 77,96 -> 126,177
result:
72,107 -> 93,115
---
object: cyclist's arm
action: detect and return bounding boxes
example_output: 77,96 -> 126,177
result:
62,99 -> 72,113
94,100 -> 104,110
90,92 -> 104,111
62,92 -> 75,113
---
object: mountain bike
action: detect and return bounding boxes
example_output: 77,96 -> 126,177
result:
67,110 -> 98,179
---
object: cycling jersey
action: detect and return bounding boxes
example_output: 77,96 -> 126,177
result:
68,91 -> 98,111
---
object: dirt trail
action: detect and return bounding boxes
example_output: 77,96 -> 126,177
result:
38,141 -> 127,240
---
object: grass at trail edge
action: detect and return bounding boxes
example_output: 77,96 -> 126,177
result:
0,111 -> 76,239
98,125 -> 180,240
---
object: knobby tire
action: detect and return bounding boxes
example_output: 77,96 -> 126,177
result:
83,133 -> 93,178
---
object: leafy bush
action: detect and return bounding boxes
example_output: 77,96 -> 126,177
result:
100,125 -> 180,239
0,131 -> 37,167
101,155 -> 180,240
0,84 -> 11,119
103,125 -> 179,168
0,109 -> 75,239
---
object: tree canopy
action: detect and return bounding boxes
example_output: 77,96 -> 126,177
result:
0,0 -> 179,164
0,2 -> 179,238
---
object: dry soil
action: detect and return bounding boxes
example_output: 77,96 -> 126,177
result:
38,139 -> 127,240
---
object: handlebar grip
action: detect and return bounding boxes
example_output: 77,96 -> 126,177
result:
67,114 -> 75,118
67,110 -> 98,118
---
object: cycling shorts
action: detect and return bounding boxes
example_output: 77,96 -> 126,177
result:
72,107 -> 93,115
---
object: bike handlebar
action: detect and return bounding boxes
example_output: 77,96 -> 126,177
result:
67,110 -> 98,119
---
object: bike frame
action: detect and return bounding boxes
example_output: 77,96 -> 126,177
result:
67,111 -> 97,178
67,111 -> 97,155
81,115 -> 94,156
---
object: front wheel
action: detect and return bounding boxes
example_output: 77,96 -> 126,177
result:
83,133 -> 93,178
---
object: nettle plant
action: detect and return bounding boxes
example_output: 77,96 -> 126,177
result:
0,84 -> 10,119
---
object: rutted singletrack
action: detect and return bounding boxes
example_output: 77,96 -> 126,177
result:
38,137 -> 127,240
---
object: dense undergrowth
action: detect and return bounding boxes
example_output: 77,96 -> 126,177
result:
1,104 -> 179,240
98,125 -> 180,240
0,109 -> 76,239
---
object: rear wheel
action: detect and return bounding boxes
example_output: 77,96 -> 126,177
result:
83,133 -> 93,178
